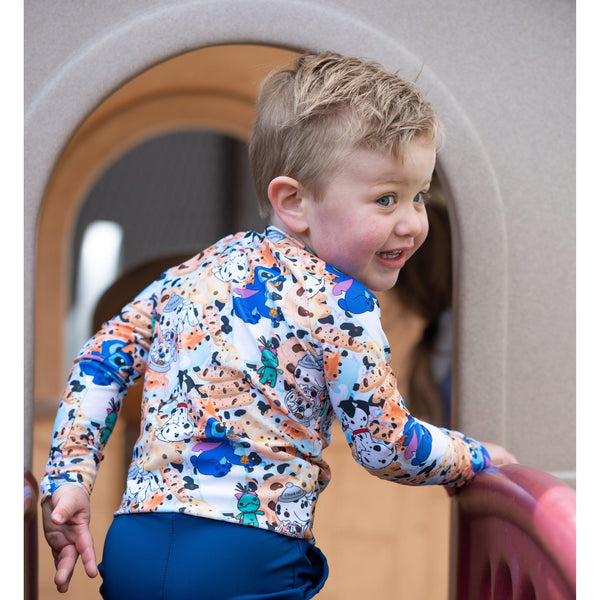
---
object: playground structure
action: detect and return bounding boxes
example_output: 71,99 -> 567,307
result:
454,465 -> 575,600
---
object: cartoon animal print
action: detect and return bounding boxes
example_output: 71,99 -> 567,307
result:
283,272 -> 332,328
293,353 -> 326,394
178,296 -> 202,331
124,463 -> 161,505
154,371 -> 201,443
257,337 -> 283,387
99,398 -> 119,446
232,266 -> 285,324
284,353 -> 326,425
212,250 -> 250,284
274,482 -> 313,537
400,416 -> 433,467
326,264 -> 375,314
234,483 -> 264,527
53,423 -> 95,458
79,339 -> 134,386
465,434 -> 490,472
149,294 -> 184,372
265,227 -> 287,244
339,399 -> 396,469
190,418 -> 260,478
302,272 -> 323,298
155,401 -> 195,443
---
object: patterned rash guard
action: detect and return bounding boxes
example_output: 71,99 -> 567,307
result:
41,226 -> 490,543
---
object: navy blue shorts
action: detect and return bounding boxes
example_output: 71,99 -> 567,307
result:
98,513 -> 328,600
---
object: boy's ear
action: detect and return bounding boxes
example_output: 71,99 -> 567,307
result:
267,176 -> 310,233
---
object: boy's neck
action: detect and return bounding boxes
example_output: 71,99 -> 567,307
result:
267,216 -> 311,251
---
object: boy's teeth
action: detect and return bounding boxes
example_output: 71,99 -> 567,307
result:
379,251 -> 401,258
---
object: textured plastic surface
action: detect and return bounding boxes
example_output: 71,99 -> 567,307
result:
455,464 -> 575,599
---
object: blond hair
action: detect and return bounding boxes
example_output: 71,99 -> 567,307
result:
249,52 -> 443,219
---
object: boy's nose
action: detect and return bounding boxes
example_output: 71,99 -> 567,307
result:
394,207 -> 424,239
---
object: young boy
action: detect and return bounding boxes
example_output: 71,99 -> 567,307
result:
41,52 -> 516,599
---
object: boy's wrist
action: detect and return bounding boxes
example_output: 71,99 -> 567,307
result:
40,477 -> 89,502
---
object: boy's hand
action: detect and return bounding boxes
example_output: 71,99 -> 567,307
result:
446,442 -> 518,496
482,441 -> 518,467
42,484 -> 98,593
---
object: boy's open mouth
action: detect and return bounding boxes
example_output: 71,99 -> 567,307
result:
375,249 -> 410,270
377,250 -> 404,259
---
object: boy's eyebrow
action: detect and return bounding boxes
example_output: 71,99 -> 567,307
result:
373,174 -> 433,188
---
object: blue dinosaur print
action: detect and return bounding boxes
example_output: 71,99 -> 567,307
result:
79,340 -> 134,386
325,264 -> 375,314
232,266 -> 285,324
190,418 -> 260,477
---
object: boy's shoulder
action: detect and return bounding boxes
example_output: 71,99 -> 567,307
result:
159,231 -> 252,280
152,227 -> 380,321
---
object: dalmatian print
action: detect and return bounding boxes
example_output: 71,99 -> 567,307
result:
41,226 -> 490,543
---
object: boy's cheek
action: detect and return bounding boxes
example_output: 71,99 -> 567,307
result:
411,228 -> 429,259
417,218 -> 430,246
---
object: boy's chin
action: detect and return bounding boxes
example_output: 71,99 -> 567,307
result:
361,269 -> 400,292
361,275 -> 400,293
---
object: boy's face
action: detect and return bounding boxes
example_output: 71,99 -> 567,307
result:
299,138 -> 435,291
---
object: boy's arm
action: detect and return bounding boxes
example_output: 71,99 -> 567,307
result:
314,285 -> 515,487
325,340 -> 509,486
39,280 -> 159,501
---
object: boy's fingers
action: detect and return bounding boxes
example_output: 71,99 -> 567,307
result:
51,495 -> 75,525
78,530 -> 98,578
501,452 -> 518,465
51,509 -> 66,525
82,557 -> 98,578
51,489 -> 88,525
54,546 -> 78,591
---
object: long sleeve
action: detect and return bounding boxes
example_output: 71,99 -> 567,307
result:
39,281 -> 158,499
311,270 -> 490,487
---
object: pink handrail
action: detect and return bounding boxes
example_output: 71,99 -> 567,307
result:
454,464 -> 575,600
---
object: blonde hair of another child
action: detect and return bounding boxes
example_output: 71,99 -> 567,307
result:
249,52 -> 443,219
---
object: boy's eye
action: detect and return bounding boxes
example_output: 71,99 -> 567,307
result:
413,192 -> 428,204
376,195 -> 395,207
